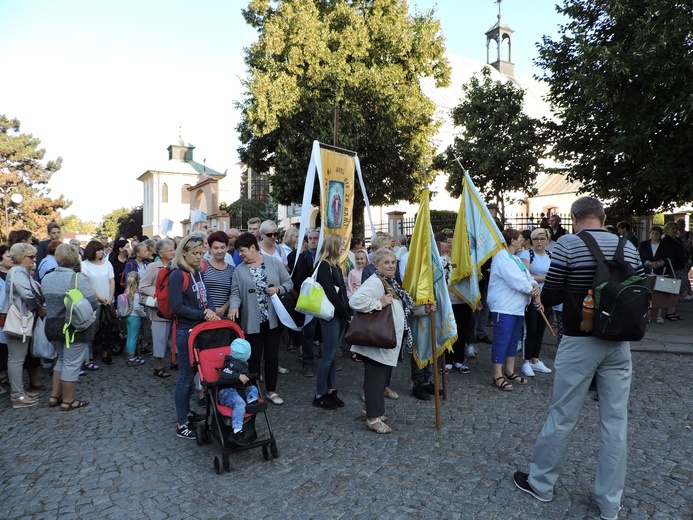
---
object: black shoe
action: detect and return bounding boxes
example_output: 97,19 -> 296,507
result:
326,390 -> 345,408
245,400 -> 268,414
188,411 -> 205,423
412,384 -> 431,401
169,363 -> 178,370
313,395 -> 338,410
176,423 -> 197,440
102,353 -> 114,365
477,335 -> 493,344
423,382 -> 441,395
513,471 -> 551,502
140,346 -> 152,355
231,430 -> 250,446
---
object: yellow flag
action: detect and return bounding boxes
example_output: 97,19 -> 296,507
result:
320,147 -> 355,266
403,189 -> 435,306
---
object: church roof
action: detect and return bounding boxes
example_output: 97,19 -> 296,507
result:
485,19 -> 514,34
533,173 -> 581,196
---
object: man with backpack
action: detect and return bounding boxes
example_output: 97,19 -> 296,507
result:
513,197 -> 646,520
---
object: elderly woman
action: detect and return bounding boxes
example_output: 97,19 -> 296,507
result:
349,248 -> 436,433
312,234 -> 351,410
229,233 -> 293,405
518,227 -> 553,377
139,238 -> 176,377
42,244 -> 98,411
81,240 -> 115,367
487,229 -> 542,391
1,243 -> 46,408
170,235 -> 220,440
258,220 -> 287,266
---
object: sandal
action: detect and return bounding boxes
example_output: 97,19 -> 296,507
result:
366,417 -> 393,434
49,395 -> 63,407
61,399 -> 89,411
266,392 -> 284,405
83,362 -> 99,371
504,372 -> 529,385
493,376 -> 513,391
153,368 -> 171,378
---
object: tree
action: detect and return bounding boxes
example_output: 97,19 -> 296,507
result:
536,0 -> 693,215
220,198 -> 277,228
436,68 -> 549,220
237,0 -> 451,213
57,215 -> 98,236
0,115 -> 69,242
98,206 -> 143,240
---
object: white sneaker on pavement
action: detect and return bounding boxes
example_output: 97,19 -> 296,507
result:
530,360 -> 552,374
444,364 -> 453,371
465,345 -> 476,358
521,362 -> 535,378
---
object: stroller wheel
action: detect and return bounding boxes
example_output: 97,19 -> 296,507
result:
222,454 -> 230,472
213,456 -> 222,475
262,445 -> 270,461
271,442 -> 279,459
110,339 -> 125,356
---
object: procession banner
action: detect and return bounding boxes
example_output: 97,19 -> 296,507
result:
449,172 -> 505,309
404,189 -> 457,369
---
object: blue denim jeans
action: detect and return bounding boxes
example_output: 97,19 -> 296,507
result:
218,385 -> 259,432
491,312 -> 524,364
316,316 -> 346,396
174,328 -> 193,426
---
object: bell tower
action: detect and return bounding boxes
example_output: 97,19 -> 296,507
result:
485,0 -> 515,77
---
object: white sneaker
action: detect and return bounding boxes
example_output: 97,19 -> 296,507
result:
465,345 -> 476,358
521,363 -> 535,377
685,295 -> 693,301
530,360 -> 552,374
444,364 -> 453,371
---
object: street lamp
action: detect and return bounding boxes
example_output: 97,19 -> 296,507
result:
1,187 -> 24,240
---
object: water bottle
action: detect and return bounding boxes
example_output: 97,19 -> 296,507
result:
580,289 -> 594,332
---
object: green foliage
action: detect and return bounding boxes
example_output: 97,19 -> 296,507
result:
98,206 -> 143,240
536,0 -> 693,214
0,115 -> 69,241
436,68 -> 549,219
237,0 -> 451,207
221,198 -> 277,227
57,215 -> 98,235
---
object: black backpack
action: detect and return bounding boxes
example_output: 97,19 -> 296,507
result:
579,232 -> 652,342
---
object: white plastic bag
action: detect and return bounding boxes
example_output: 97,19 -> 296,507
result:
31,317 -> 56,359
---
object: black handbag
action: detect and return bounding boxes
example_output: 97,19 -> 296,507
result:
344,307 -> 397,349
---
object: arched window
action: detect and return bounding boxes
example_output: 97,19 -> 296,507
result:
181,184 -> 191,204
161,183 -> 168,203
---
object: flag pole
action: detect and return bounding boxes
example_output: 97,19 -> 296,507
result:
429,311 -> 442,429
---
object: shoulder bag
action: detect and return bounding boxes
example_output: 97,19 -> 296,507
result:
3,270 -> 35,342
344,276 -> 397,348
653,258 -> 681,294
295,261 -> 335,320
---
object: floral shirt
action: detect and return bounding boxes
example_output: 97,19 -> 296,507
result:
249,263 -> 269,324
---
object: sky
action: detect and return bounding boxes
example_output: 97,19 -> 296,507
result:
0,0 -> 566,224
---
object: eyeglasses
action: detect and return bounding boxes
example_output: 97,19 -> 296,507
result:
25,255 -> 36,260
533,237 -> 548,242
264,232 -> 278,238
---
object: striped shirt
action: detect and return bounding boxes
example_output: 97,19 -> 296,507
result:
203,263 -> 235,312
543,229 -> 645,337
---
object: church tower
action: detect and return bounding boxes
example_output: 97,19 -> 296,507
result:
485,0 -> 515,77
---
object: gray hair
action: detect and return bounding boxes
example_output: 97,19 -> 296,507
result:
54,243 -> 80,269
9,243 -> 36,264
570,196 -> 605,223
260,220 -> 278,235
155,238 -> 175,256
372,248 -> 396,268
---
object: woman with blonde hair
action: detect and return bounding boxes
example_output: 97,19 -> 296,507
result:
258,220 -> 287,266
312,234 -> 352,410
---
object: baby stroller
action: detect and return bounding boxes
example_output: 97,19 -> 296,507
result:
188,320 -> 279,474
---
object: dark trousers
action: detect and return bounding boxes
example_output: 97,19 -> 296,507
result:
524,304 -> 547,360
410,353 -> 432,385
362,357 -> 392,419
247,322 -> 280,393
451,303 -> 476,364
301,318 -> 317,368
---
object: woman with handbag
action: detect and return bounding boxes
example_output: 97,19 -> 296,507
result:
348,248 -> 436,433
229,232 -> 292,406
42,244 -> 99,411
1,243 -> 46,408
311,234 -> 351,410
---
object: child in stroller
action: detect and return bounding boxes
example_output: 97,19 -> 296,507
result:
218,338 -> 267,446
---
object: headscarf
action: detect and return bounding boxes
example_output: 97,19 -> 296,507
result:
374,268 -> 414,352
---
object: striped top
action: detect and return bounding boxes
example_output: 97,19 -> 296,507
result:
543,229 -> 645,337
203,263 -> 235,312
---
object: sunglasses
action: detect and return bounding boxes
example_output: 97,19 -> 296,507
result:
264,232 -> 278,238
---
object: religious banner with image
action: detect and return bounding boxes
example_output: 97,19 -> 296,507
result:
320,146 -> 355,265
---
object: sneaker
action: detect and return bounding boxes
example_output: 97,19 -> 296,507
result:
477,335 -> 493,344
140,346 -> 152,355
530,360 -> 552,374
444,363 -> 453,371
231,430 -> 250,446
465,345 -> 476,358
176,423 -> 197,440
412,384 -> 431,401
79,369 -> 86,376
684,295 -> 693,301
454,362 -> 470,374
188,411 -> 205,423
522,363 -> 535,378
513,471 -> 552,502
313,395 -> 338,410
600,506 -> 622,520
325,390 -> 345,408
126,357 -> 145,367
302,365 -> 314,378
11,394 -> 39,408
278,366 -> 290,375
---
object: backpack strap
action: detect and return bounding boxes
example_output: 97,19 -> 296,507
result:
578,231 -> 626,265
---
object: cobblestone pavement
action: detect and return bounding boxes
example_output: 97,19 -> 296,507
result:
1,303 -> 691,520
